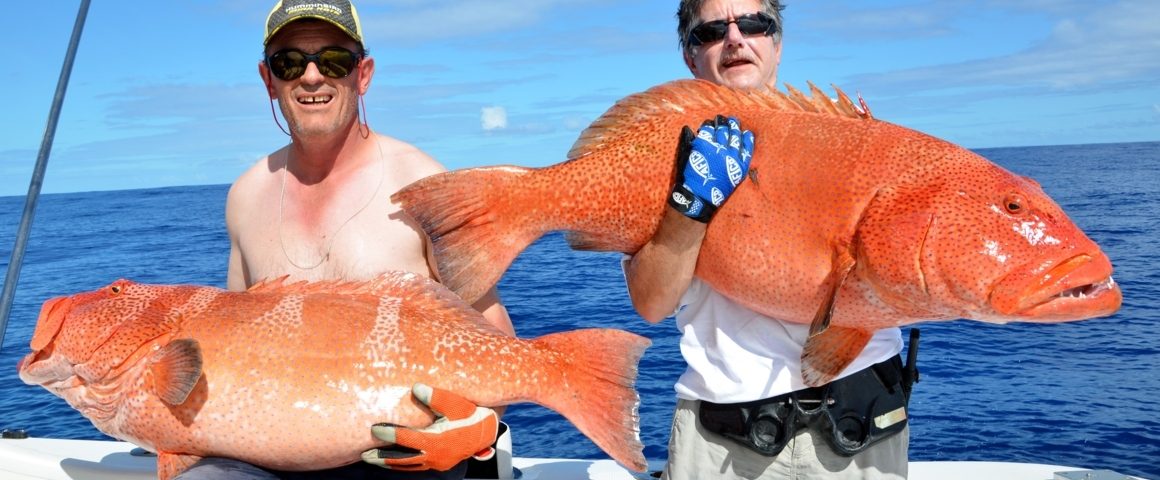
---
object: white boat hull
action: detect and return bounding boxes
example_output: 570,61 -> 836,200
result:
0,437 -> 1142,480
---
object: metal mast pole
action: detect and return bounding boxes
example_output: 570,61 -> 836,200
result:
0,0 -> 92,352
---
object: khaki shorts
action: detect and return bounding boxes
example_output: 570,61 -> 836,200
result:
662,398 -> 909,480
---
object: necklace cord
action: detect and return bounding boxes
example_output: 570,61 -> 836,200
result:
277,138 -> 386,270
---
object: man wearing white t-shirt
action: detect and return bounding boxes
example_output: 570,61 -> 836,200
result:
624,1 -> 913,479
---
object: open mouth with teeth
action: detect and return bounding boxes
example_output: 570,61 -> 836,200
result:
1055,276 -> 1117,300
998,253 -> 1123,321
299,94 -> 333,105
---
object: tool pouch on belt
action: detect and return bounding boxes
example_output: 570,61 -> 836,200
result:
698,392 -> 802,456
819,356 -> 909,456
698,355 -> 911,458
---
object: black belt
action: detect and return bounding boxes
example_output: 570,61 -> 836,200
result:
698,340 -> 918,457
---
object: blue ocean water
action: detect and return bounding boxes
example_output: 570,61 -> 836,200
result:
0,141 -> 1157,479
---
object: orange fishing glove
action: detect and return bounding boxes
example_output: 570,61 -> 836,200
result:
361,383 -> 498,472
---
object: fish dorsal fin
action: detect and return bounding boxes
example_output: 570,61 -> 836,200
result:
245,273 -> 409,297
246,273 -> 500,331
391,271 -> 506,334
245,275 -> 293,292
567,79 -> 872,160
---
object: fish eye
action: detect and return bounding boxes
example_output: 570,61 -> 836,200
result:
1003,194 -> 1026,215
109,285 -> 122,295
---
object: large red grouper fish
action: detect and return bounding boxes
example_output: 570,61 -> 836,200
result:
392,79 -> 1122,387
17,272 -> 650,478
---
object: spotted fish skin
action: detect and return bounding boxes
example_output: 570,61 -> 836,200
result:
393,79 -> 1121,387
18,272 -> 650,477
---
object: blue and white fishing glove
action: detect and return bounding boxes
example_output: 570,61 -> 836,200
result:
668,115 -> 754,223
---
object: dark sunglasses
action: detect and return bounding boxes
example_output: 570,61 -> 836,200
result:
688,12 -> 778,47
265,47 -> 363,81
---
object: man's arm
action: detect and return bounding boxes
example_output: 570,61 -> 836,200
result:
473,287 -> 514,336
225,184 -> 250,292
226,243 -> 247,292
625,116 -> 754,323
624,209 -> 707,323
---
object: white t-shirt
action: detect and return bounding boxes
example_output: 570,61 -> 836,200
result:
671,279 -> 903,404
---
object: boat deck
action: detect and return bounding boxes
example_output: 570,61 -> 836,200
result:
0,437 -> 1143,480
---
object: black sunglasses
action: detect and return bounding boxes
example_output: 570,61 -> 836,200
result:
265,47 -> 363,81
688,12 -> 778,47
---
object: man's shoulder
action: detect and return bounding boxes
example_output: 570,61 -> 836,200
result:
226,152 -> 281,212
374,133 -> 446,181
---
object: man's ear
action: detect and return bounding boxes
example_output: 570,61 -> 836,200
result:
683,50 -> 697,76
357,56 -> 375,95
258,61 -> 276,99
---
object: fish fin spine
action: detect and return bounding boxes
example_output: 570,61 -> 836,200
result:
534,329 -> 651,472
568,79 -> 870,161
150,338 -> 203,406
246,273 -> 410,297
394,274 -> 507,334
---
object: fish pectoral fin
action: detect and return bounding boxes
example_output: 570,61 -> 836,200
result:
801,326 -> 873,387
808,247 -> 857,337
149,339 -> 203,406
802,246 -> 865,387
157,452 -> 202,480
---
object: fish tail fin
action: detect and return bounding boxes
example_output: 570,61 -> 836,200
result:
392,166 -> 545,304
535,329 -> 651,472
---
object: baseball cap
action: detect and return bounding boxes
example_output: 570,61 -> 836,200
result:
264,0 -> 364,48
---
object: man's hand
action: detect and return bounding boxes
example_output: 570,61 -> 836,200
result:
361,383 -> 498,472
668,115 -> 755,222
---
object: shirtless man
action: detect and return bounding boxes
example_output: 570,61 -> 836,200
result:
177,1 -> 512,479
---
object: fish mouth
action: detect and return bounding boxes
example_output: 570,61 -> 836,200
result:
17,342 -> 68,386
994,253 -> 1122,321
16,354 -> 28,374
17,351 -> 51,385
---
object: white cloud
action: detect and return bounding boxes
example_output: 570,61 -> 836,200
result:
481,106 -> 508,131
801,5 -> 955,40
849,0 -> 1160,94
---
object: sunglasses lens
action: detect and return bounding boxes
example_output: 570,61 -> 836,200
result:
266,48 -> 360,80
317,49 -> 358,78
736,15 -> 775,35
689,13 -> 775,46
691,21 -> 728,45
269,50 -> 307,81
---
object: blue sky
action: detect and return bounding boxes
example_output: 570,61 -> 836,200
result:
1,0 -> 1157,196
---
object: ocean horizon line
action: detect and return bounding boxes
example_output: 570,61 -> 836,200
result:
2,139 -> 1157,200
